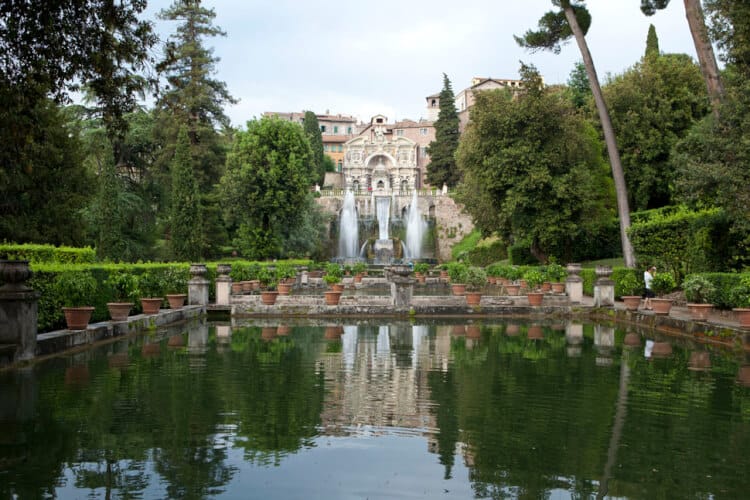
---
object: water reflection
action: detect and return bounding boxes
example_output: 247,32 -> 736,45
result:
0,320 -> 749,498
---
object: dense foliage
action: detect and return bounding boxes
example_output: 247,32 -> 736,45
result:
426,74 -> 460,188
456,64 -> 613,264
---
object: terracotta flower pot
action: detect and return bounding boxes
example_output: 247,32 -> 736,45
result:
651,298 -> 673,315
62,306 -> 95,330
466,292 -> 482,306
687,303 -> 713,321
260,291 -> 278,305
231,282 -> 243,294
527,325 -> 544,339
241,281 -> 253,292
324,325 -> 344,339
107,302 -> 132,322
276,325 -> 291,336
505,324 -> 520,336
261,326 -> 277,340
621,296 -> 641,311
551,282 -> 566,293
331,283 -> 345,293
623,332 -> 641,347
688,351 -> 711,371
140,298 -> 162,315
167,334 -> 185,347
324,290 -> 342,305
504,284 -> 521,296
466,325 -> 481,339
451,325 -> 466,336
166,294 -> 186,309
451,284 -> 466,296
277,282 -> 292,295
541,282 -> 551,292
651,341 -> 673,358
733,308 -> 750,328
526,292 -> 544,307
354,273 -> 363,283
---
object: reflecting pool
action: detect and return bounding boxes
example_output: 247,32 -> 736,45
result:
1,319 -> 749,498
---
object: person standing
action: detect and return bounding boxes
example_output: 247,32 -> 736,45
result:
643,266 -> 656,310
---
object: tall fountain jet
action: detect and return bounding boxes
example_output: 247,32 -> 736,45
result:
405,190 -> 427,259
338,190 -> 359,258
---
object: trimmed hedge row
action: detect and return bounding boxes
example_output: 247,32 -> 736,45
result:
463,239 -> 508,267
685,273 -> 746,310
0,243 -> 96,264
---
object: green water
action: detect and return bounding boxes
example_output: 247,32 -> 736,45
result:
1,319 -> 748,499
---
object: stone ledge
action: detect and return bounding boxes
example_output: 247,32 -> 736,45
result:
36,306 -> 205,356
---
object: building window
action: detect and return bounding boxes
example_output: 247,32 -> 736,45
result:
338,145 -> 343,152
333,126 -> 338,133
376,118 -> 383,124
337,160 -> 343,172
421,147 -> 428,157
419,128 -> 428,135
320,125 -> 326,133
396,129 -> 404,137
347,127 -> 352,134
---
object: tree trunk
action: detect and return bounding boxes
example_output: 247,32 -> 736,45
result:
562,5 -> 636,268
684,0 -> 724,118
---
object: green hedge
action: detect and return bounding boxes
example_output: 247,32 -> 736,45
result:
464,239 -> 508,267
0,243 -> 96,264
628,207 -> 741,281
685,273 -> 746,310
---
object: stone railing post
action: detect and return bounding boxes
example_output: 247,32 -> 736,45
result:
385,265 -> 415,307
594,265 -> 615,307
188,263 -> 209,306
565,263 -> 583,304
0,260 -> 40,361
215,263 -> 231,305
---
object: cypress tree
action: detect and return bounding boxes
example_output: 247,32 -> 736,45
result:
303,111 -> 325,185
426,73 -> 461,188
645,24 -> 660,57
170,126 -> 203,260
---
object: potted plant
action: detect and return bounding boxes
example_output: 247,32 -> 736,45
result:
523,268 -> 545,306
546,263 -> 567,293
413,262 -> 430,284
258,267 -> 279,305
276,263 -> 296,295
618,272 -> 642,311
104,271 -> 139,321
352,262 -> 367,283
164,267 -> 188,309
682,275 -> 716,320
323,263 -> 344,305
137,272 -> 164,315
650,272 -> 677,315
56,271 -> 97,330
464,266 -> 487,306
446,262 -> 468,295
730,276 -> 750,328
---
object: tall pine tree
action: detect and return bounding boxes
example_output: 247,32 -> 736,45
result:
156,0 -> 235,258
645,24 -> 660,57
426,74 -> 461,188
170,126 -> 202,261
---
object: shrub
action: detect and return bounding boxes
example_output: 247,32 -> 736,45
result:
508,243 -> 538,265
54,270 -> 97,307
617,272 -> 642,297
104,271 -> 140,303
353,262 -> 368,275
413,263 -> 430,274
729,275 -> 750,309
0,243 -> 96,264
323,263 -> 343,285
446,262 -> 469,283
682,275 -> 717,304
650,272 -> 676,297
465,266 -> 487,291
257,267 -> 278,290
545,263 -> 566,283
522,269 -> 544,290
465,239 -> 508,267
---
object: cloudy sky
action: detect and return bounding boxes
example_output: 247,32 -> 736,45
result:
144,0 -> 699,126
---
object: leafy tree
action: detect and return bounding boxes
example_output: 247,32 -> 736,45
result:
219,117 -> 313,259
0,1 -> 155,246
641,0 -> 724,117
645,23 -> 660,57
603,52 -> 708,210
170,126 -> 203,260
567,61 -> 592,109
426,73 -> 461,188
455,64 -> 614,263
516,0 -> 636,268
155,0 -> 236,257
302,111 -> 325,185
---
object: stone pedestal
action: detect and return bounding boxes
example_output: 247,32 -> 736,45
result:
594,265 -> 615,307
385,265 -> 415,307
0,260 -> 40,361
188,263 -> 209,306
215,263 -> 231,305
565,263 -> 583,304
